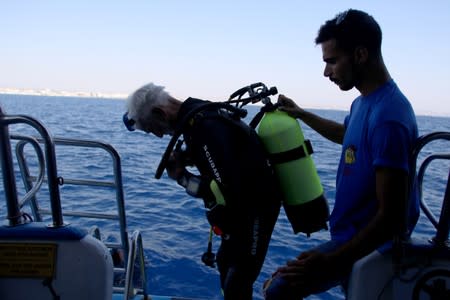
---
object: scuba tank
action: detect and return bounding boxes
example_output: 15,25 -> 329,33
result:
229,82 -> 329,235
257,109 -> 329,234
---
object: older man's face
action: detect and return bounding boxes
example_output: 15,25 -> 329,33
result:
138,109 -> 173,138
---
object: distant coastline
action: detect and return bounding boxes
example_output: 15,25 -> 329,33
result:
1,87 -> 448,117
0,87 -> 127,100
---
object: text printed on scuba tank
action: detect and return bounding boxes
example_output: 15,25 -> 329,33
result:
251,217 -> 260,256
203,145 -> 222,183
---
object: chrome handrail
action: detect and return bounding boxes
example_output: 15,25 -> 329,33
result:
0,110 -> 64,227
409,131 -> 450,246
10,133 -> 152,296
12,135 -> 130,259
123,230 -> 149,300
1,109 -> 149,299
417,153 -> 450,229
15,137 -> 46,220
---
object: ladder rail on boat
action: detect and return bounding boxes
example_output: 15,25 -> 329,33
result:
0,109 -> 149,299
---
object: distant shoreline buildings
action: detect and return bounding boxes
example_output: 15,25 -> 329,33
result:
0,87 -> 127,100
1,87 -> 448,117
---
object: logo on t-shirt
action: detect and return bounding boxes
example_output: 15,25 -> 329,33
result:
345,145 -> 357,164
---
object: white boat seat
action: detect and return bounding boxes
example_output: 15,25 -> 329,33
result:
0,222 -> 113,300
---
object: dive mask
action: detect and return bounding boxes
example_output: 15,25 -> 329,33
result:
123,112 -> 136,131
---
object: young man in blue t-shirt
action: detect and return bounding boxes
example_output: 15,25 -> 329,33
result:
264,9 -> 419,299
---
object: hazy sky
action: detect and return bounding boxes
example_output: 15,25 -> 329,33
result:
1,0 -> 449,116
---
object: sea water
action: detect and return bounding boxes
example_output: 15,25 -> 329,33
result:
0,94 -> 449,299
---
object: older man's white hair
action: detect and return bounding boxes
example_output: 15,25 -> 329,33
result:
126,83 -> 171,129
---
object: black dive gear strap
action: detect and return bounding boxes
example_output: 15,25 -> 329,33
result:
155,102 -> 247,179
269,140 -> 314,164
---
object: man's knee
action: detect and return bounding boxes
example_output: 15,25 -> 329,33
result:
264,276 -> 296,300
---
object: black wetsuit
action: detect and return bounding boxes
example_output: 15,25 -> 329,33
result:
177,98 -> 281,299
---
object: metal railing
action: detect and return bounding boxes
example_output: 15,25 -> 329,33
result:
0,110 -> 63,226
409,131 -> 450,246
13,135 -> 130,256
122,230 -> 149,298
1,109 -> 148,299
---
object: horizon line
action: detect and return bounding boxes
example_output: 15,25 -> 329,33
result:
1,87 -> 449,118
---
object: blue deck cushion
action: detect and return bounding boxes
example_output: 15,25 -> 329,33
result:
0,222 -> 87,240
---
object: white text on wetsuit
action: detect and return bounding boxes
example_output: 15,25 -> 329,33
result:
203,145 -> 222,183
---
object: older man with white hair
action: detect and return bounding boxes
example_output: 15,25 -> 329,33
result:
123,83 -> 281,300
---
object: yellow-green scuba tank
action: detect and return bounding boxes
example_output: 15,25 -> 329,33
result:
256,109 -> 329,235
228,82 -> 329,235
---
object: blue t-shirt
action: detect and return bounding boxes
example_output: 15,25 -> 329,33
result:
329,79 -> 419,243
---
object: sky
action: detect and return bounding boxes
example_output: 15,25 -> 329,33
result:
1,0 -> 449,116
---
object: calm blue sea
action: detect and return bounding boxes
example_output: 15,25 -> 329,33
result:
1,94 -> 449,299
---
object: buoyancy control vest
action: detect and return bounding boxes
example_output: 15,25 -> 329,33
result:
155,100 -> 250,233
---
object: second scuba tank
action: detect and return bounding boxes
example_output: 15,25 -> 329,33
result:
257,109 -> 329,235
